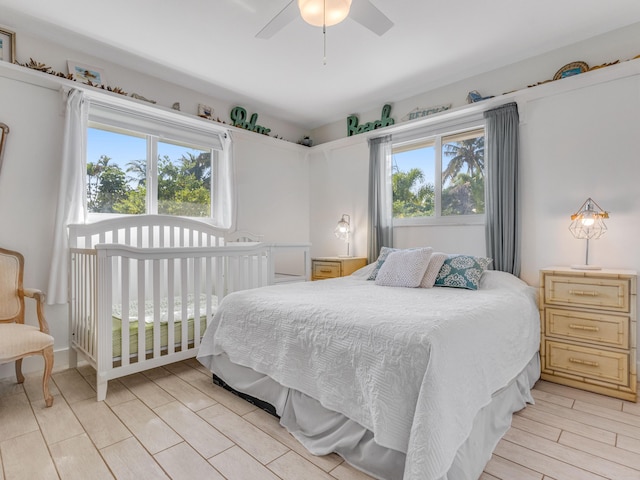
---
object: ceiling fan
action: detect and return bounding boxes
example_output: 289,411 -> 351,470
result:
256,0 -> 393,39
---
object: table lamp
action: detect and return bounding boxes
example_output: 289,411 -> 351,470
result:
334,214 -> 351,257
568,197 -> 609,270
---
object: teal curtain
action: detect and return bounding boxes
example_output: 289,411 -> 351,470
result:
484,102 -> 520,275
367,135 -> 393,263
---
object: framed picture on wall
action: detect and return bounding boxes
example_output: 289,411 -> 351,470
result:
0,28 -> 16,63
67,60 -> 107,85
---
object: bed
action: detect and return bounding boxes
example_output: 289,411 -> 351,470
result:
197,251 -> 541,480
67,215 -> 303,401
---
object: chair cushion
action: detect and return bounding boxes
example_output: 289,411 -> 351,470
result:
0,324 -> 54,363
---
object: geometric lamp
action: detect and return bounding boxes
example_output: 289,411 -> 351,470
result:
568,197 -> 609,270
334,213 -> 351,257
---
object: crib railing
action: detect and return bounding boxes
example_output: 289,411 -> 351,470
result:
69,242 -> 270,400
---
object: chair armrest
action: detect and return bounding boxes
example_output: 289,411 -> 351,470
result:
24,288 -> 50,334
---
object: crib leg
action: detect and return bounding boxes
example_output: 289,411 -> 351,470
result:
96,377 -> 108,402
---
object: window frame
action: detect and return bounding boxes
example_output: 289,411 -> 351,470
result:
391,118 -> 486,227
84,95 -> 229,225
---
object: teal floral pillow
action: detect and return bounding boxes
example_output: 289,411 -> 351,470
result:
434,255 -> 492,290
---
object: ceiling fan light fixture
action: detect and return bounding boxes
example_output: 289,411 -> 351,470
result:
298,0 -> 352,27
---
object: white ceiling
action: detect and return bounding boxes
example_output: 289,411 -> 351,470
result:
2,0 -> 640,129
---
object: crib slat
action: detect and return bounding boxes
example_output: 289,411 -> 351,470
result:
138,259 -> 145,363
181,258 -> 189,352
194,257 -> 201,347
89,253 -> 96,358
121,258 -> 130,367
152,259 -> 160,359
167,258 -> 175,355
206,256 -> 213,327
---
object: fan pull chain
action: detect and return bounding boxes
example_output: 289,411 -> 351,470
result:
323,0 -> 327,65
323,25 -> 327,65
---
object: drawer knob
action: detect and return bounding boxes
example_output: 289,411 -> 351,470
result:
568,289 -> 599,297
569,357 -> 599,367
569,324 -> 600,332
320,269 -> 332,273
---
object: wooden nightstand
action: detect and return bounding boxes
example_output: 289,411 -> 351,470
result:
539,267 -> 637,401
312,257 -> 368,281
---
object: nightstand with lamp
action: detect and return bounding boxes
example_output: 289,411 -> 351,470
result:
539,197 -> 637,401
312,213 -> 367,280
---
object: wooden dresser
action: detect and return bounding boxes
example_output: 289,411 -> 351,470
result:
539,267 -> 637,401
311,257 -> 368,281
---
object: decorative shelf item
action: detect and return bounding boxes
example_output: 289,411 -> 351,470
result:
553,61 -> 589,81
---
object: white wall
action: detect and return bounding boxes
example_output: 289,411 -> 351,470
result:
0,74 -> 69,378
308,142 -> 370,258
311,22 -> 640,145
519,76 -> 640,285
10,30 -> 307,145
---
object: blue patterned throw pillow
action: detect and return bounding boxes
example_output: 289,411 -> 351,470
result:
367,246 -> 397,280
434,255 -> 492,290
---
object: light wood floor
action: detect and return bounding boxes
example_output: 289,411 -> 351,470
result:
1,360 -> 639,480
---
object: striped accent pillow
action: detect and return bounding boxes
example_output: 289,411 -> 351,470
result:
420,252 -> 448,288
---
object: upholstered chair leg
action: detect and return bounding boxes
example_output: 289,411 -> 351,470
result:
42,347 -> 54,407
15,358 -> 25,384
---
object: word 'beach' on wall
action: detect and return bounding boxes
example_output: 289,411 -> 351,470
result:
347,104 -> 395,136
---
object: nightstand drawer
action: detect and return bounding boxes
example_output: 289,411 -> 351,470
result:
545,340 -> 629,387
312,262 -> 340,279
544,275 -> 630,312
545,308 -> 629,348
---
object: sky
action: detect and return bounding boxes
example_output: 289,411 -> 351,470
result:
392,146 -> 436,187
87,128 -> 206,174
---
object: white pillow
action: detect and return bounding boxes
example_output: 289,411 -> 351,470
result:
375,248 -> 433,288
420,252 -> 448,288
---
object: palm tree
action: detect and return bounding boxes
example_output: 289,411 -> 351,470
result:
126,159 -> 147,187
180,152 -> 211,186
86,155 -> 111,210
442,137 -> 484,185
392,167 -> 434,217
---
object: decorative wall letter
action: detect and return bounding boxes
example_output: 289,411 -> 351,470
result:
347,104 -> 395,137
230,106 -> 271,135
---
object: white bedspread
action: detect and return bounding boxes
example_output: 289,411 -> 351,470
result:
198,270 -> 540,480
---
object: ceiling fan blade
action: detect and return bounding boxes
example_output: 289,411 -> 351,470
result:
256,0 -> 298,39
349,0 -> 393,36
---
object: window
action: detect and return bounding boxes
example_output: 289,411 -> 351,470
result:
392,127 -> 485,225
86,125 -> 213,217
83,94 -> 231,225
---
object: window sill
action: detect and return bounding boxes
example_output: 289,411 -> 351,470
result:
393,215 -> 485,227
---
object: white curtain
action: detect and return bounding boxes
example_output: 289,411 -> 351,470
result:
215,132 -> 236,230
367,135 -> 393,263
47,88 -> 88,305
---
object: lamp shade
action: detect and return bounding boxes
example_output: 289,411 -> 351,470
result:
569,197 -> 608,240
334,213 -> 351,257
298,0 -> 352,27
569,197 -> 609,270
334,213 -> 350,240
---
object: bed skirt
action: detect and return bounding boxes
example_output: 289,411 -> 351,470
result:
203,352 -> 540,480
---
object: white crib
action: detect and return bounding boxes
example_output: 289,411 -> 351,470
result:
68,215 -> 276,400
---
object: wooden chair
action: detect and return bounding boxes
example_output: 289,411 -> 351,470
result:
0,247 -> 54,407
